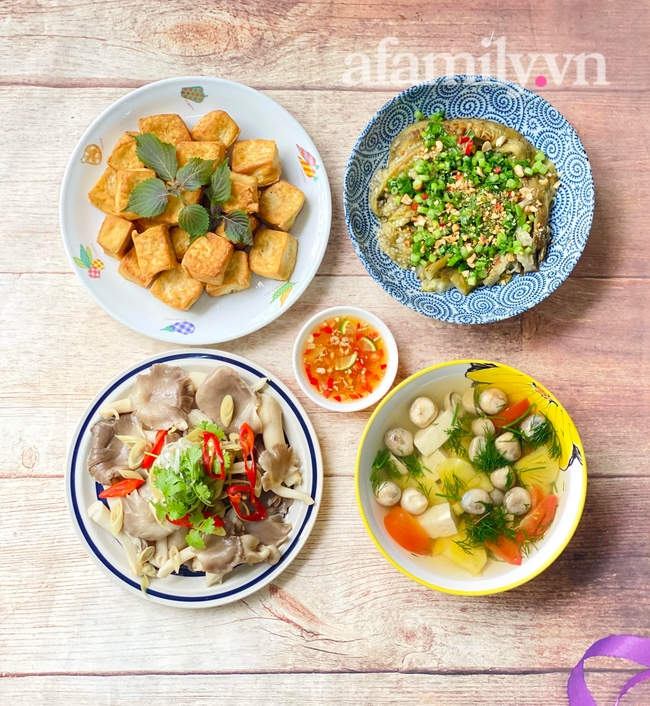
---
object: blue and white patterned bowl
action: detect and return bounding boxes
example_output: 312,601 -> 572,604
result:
343,76 -> 594,324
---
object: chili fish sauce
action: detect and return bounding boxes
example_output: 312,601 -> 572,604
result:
302,315 -> 387,402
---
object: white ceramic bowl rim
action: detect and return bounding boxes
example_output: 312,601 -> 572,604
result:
66,349 -> 323,607
292,306 -> 398,412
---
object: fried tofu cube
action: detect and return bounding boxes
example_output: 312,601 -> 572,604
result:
134,218 -> 160,233
114,169 -> 157,220
222,172 -> 259,214
182,232 -> 234,285
137,114 -> 191,146
151,265 -> 204,311
107,132 -> 144,170
249,229 -> 298,281
176,141 -> 225,169
88,166 -> 118,214
132,225 -> 176,278
259,180 -> 306,231
117,247 -> 157,288
169,226 -> 191,261
249,215 -> 260,232
97,214 -> 136,259
190,110 -> 240,148
206,251 -> 251,297
152,188 -> 203,226
231,139 -> 282,186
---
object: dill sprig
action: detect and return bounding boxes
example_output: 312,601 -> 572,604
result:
455,506 -> 516,554
401,453 -> 424,479
503,412 -> 562,461
471,431 -> 508,475
435,471 -> 467,502
370,449 -> 402,493
414,480 -> 432,500
444,404 -> 472,459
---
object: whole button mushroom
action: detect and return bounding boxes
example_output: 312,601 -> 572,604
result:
468,435 -> 486,461
462,387 -> 479,415
503,487 -> 532,515
444,391 -> 463,413
400,487 -> 428,516
461,488 -> 492,515
489,489 -> 504,506
478,388 -> 508,416
471,417 -> 495,437
520,413 -> 545,438
409,397 -> 438,428
494,431 -> 522,462
375,481 -> 402,507
490,466 -> 515,491
384,428 -> 414,457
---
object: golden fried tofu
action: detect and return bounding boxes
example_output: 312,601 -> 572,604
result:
222,172 -> 259,214
117,247 -> 157,288
134,218 -> 160,232
231,139 -> 282,186
169,226 -> 191,261
182,232 -> 234,285
206,251 -> 251,297
176,141 -> 225,169
151,265 -> 204,311
249,215 -> 260,232
132,225 -> 176,278
115,169 -> 157,220
97,214 -> 136,260
249,229 -> 298,281
107,132 -> 144,170
259,180 -> 306,231
138,114 -> 191,146
88,166 -> 118,214
156,189 -> 204,226
190,110 -> 240,148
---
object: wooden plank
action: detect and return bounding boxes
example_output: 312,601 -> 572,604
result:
0,475 -> 649,674
2,672 -> 650,706
0,0 -> 644,90
0,85 -> 647,280
1,272 -> 649,480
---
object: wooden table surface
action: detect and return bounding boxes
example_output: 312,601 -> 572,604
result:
2,1 -> 649,704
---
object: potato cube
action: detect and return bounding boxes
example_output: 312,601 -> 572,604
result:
169,226 -> 191,261
231,139 -> 282,186
151,265 -> 204,311
249,229 -> 298,281
117,247 -> 157,288
97,214 -> 136,259
190,110 -> 240,148
114,169 -> 157,220
222,172 -> 259,214
137,114 -> 191,146
88,166 -> 118,214
259,180 -> 306,231
107,132 -> 144,170
176,141 -> 225,169
206,251 -> 251,297
182,232 -> 234,285
132,225 -> 176,278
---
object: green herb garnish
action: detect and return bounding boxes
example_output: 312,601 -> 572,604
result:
455,505 -> 515,554
444,404 -> 471,458
370,449 -> 402,493
435,471 -> 467,502
471,432 -> 507,475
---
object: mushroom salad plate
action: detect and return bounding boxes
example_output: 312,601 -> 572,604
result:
66,349 -> 323,607
344,76 -> 595,324
60,76 -> 331,344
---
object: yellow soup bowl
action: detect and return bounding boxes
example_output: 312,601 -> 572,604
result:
355,360 -> 587,596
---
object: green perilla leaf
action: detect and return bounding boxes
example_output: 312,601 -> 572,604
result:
124,178 -> 169,218
205,160 -> 232,205
133,133 -> 178,182
222,209 -> 253,246
179,204 -> 210,240
176,157 -> 218,192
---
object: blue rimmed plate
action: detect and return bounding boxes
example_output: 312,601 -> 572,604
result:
65,350 -> 323,608
343,76 -> 594,324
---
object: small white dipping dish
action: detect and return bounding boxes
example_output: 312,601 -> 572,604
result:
292,306 -> 398,412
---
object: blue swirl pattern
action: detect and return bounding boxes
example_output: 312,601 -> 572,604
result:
343,76 -> 594,324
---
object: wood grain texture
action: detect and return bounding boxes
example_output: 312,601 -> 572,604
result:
3,0 -> 650,703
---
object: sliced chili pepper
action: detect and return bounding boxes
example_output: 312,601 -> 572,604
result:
142,429 -> 167,470
411,203 -> 418,210
494,166 -> 502,173
459,135 -> 470,144
99,477 -> 144,498
227,485 -> 267,521
321,325 -> 333,334
239,422 -> 258,487
327,377 -> 334,390
202,431 -> 226,480
167,511 -> 225,528
465,141 -> 474,156
333,395 -> 342,402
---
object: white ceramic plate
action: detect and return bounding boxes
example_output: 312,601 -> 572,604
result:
60,77 -> 331,344
66,350 -> 323,608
